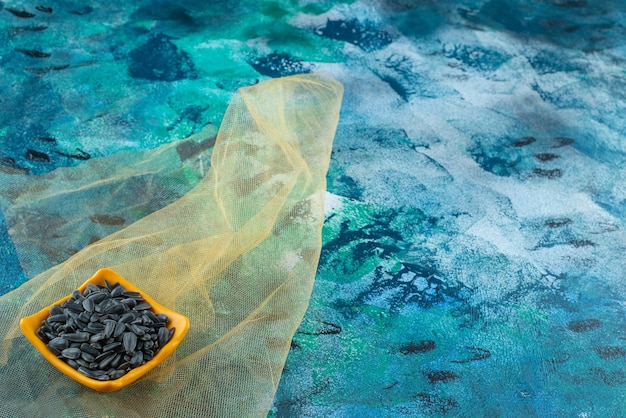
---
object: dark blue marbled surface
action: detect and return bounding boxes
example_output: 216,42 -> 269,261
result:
1,1 -> 626,416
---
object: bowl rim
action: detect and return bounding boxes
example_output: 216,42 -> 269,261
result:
19,267 -> 189,392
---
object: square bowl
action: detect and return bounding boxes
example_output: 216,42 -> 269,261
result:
19,268 -> 189,392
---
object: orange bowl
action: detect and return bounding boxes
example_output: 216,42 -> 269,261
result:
19,268 -> 189,392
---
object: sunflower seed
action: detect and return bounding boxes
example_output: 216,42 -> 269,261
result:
129,351 -> 143,368
111,285 -> 126,298
48,314 -> 68,323
65,302 -> 83,313
123,332 -> 137,354
36,327 -> 50,343
48,337 -> 69,351
142,311 -> 160,325
89,332 -> 106,343
105,302 -> 125,315
98,352 -> 116,369
80,343 -> 99,357
134,303 -> 151,311
82,298 -> 94,312
48,345 -> 61,356
50,305 -> 64,316
84,284 -> 100,294
61,348 -> 82,359
81,351 -> 95,363
67,359 -> 79,369
109,369 -> 126,379
73,318 -> 87,330
88,292 -> 107,304
157,326 -> 168,347
103,319 -> 116,338
130,324 -> 147,336
114,321 -> 126,337
111,353 -> 122,368
86,321 -> 104,331
120,298 -> 137,309
119,312 -> 136,324
63,332 -> 90,342
79,311 -> 91,323
156,314 -> 168,323
78,366 -> 106,378
103,342 -> 121,353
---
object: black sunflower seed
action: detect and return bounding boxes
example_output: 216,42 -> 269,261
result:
88,292 -> 107,304
130,324 -> 147,336
82,298 -> 94,312
78,366 -> 106,378
63,332 -> 90,342
123,332 -> 137,354
103,342 -> 121,353
81,351 -> 95,363
61,348 -> 82,359
47,314 -> 68,323
110,353 -> 123,368
36,327 -> 50,343
80,343 -> 99,357
84,284 -> 100,294
65,302 -> 83,313
114,321 -> 126,338
109,369 -> 126,379
48,337 -> 69,351
103,319 -> 116,338
50,305 -> 64,316
129,351 -> 143,368
120,298 -> 137,309
111,285 -> 126,298
78,311 -> 91,323
158,326 -> 169,347
105,303 -> 125,315
119,312 -> 136,324
98,352 -> 117,369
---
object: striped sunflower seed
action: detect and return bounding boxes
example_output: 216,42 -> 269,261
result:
48,337 -> 69,351
129,351 -> 143,368
114,321 -> 126,337
63,332 -> 90,342
80,343 -> 99,357
61,348 -> 82,360
110,285 -> 126,298
47,314 -> 68,323
123,332 -> 137,354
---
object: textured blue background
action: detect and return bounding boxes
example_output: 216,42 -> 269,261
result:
1,1 -> 626,416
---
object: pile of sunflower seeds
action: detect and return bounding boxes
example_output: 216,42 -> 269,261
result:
36,280 -> 175,381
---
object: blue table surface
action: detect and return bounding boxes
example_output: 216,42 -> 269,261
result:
1,1 -> 626,416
